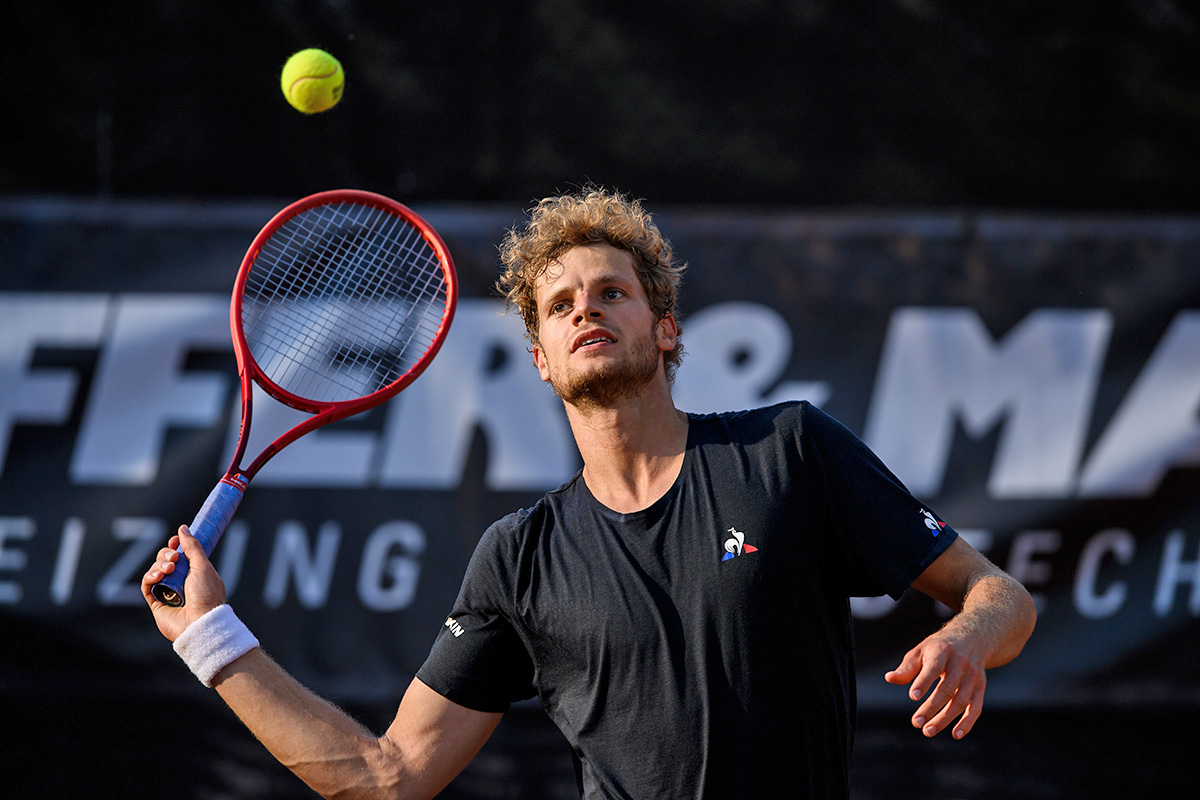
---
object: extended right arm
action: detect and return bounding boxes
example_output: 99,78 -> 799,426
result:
143,529 -> 503,800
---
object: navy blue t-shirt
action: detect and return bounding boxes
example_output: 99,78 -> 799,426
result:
417,401 -> 956,799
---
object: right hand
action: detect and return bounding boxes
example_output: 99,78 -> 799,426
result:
141,526 -> 227,642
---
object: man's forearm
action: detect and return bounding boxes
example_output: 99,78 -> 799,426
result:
144,530 -> 498,798
945,572 -> 1037,668
891,537 -> 1038,738
213,648 -> 406,800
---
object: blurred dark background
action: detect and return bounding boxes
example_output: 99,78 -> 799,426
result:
7,0 -> 1200,210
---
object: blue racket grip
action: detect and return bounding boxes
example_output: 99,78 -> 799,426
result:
151,478 -> 246,607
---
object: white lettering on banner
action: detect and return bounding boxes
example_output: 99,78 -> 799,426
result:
2,293 -> 1200,500
214,521 -> 251,597
51,517 -> 87,605
3,514 -> 1198,620
853,528 -> 1200,621
863,308 -> 1112,498
1154,530 -> 1200,616
673,302 -> 830,413
73,295 -> 230,484
357,521 -> 426,611
263,521 -> 342,609
221,300 -> 577,489
848,594 -> 895,620
0,294 -> 108,480
1074,529 -> 1136,619
96,518 -> 166,606
378,300 -> 577,490
1005,530 -> 1062,615
0,517 -> 35,603
1079,312 -> 1200,497
232,383 -> 378,486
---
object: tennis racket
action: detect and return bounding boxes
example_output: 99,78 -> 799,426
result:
151,189 -> 457,606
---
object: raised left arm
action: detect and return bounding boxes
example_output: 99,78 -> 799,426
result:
883,536 -> 1037,739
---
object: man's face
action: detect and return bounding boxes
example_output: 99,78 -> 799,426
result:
531,243 -> 676,409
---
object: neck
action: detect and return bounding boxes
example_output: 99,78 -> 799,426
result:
564,379 -> 689,513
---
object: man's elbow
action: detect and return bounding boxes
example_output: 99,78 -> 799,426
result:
307,740 -> 425,800
991,575 -> 1037,668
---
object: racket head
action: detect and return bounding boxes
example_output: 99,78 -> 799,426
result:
231,190 -> 457,425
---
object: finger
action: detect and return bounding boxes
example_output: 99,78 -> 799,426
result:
949,682 -> 986,739
172,528 -> 228,613
906,649 -> 949,703
915,657 -> 963,715
883,647 -> 923,686
144,541 -> 182,590
155,547 -> 178,570
927,673 -> 985,739
142,560 -> 172,603
917,667 -> 979,737
142,566 -> 161,590
910,662 -> 964,734
143,532 -> 189,601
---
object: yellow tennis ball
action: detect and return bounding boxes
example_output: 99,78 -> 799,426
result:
280,48 -> 344,114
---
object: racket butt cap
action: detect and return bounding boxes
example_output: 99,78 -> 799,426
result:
152,584 -> 184,607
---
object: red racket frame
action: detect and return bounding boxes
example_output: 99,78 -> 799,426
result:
226,189 -> 458,483
151,189 -> 457,606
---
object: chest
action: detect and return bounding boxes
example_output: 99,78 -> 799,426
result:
515,471 -> 832,680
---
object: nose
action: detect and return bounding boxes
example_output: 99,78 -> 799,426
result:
573,292 -> 604,324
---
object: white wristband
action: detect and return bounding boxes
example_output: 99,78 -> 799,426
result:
172,604 -> 260,687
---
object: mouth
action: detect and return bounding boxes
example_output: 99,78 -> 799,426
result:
571,329 -> 617,353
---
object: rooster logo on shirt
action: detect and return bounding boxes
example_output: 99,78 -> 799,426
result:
722,527 -> 759,561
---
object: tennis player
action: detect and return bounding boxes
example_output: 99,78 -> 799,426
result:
144,186 -> 1036,799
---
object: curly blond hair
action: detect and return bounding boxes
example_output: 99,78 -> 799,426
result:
496,186 -> 686,381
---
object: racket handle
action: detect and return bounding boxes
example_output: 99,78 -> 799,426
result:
152,478 -> 246,607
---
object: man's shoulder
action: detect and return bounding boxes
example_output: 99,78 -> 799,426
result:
686,399 -> 815,437
483,471 -> 585,541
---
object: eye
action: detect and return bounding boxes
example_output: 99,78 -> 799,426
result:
549,300 -> 569,316
604,287 -> 625,301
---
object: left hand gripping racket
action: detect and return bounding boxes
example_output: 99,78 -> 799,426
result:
152,190 -> 457,606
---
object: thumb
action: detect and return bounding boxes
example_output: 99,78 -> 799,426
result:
174,525 -> 227,615
176,526 -> 208,562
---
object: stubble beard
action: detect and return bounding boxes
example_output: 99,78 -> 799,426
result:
547,326 -> 661,411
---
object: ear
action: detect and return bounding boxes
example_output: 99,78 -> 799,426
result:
656,313 -> 678,353
531,342 -> 552,383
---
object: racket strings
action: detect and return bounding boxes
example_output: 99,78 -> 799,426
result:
252,208 -> 443,398
242,201 -> 450,403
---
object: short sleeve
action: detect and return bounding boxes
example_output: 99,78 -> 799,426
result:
415,518 -> 537,712
800,403 -> 958,599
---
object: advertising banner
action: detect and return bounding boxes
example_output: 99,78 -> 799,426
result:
2,199 -> 1198,719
